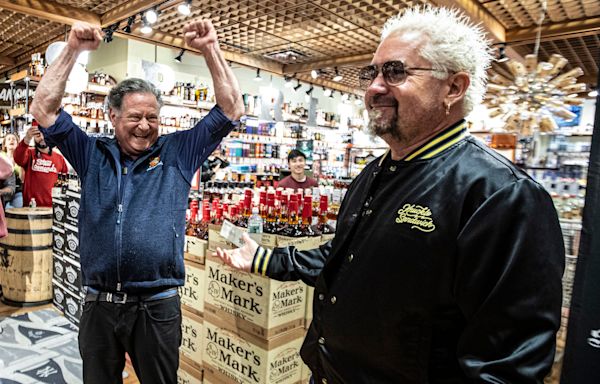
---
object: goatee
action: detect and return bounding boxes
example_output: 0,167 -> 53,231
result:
367,109 -> 400,140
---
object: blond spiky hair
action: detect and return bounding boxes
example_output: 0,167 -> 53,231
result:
381,6 -> 493,114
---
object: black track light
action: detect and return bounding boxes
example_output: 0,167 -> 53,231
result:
174,49 -> 185,63
293,80 -> 302,92
306,84 -> 314,95
123,15 -> 135,33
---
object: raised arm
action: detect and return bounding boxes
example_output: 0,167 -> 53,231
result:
30,22 -> 103,127
183,19 -> 244,121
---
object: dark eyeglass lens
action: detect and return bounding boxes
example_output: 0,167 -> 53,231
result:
358,65 -> 377,87
382,61 -> 407,85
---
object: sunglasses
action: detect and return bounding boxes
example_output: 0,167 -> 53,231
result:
358,60 -> 442,88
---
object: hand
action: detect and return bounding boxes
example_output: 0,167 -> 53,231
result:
24,126 -> 41,144
183,19 -> 218,52
68,22 -> 103,52
214,233 -> 259,272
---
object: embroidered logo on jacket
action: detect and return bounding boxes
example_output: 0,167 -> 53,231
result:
396,203 -> 436,233
147,156 -> 163,171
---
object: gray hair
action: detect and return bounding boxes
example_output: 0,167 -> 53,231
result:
108,78 -> 163,111
381,6 -> 493,115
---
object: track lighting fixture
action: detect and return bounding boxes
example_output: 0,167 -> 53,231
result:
293,80 -> 302,92
496,43 -> 508,63
332,67 -> 343,82
329,90 -> 335,98
323,88 -> 332,97
284,76 -> 294,88
122,15 -> 135,33
306,84 -> 314,95
174,49 -> 185,63
311,69 -> 318,79
254,68 -> 262,82
341,93 -> 349,101
145,8 -> 158,24
140,21 -> 153,34
354,95 -> 363,105
178,0 -> 192,16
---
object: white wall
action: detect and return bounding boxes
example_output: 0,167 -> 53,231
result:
86,36 -> 364,119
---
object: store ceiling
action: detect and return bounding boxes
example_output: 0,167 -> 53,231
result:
0,0 -> 598,96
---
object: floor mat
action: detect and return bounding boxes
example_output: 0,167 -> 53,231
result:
0,308 -> 82,384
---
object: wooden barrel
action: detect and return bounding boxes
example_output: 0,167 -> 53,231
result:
0,207 -> 53,306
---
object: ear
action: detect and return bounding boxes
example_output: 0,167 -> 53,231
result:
445,72 -> 470,108
109,107 -> 119,127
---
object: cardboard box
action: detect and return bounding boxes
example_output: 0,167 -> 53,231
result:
185,236 -> 207,264
63,284 -> 83,326
304,286 -> 313,329
52,198 -> 66,225
276,235 -> 322,251
53,253 -> 66,283
63,222 -> 79,259
179,260 -> 205,317
52,225 -> 66,256
62,255 -> 82,296
52,278 -> 66,313
202,313 -> 305,384
177,358 -> 203,384
65,189 -> 80,225
180,309 -> 204,372
300,360 -> 311,384
204,256 -> 305,339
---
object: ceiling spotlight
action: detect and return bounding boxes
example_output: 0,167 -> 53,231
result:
140,21 -> 153,34
254,68 -> 262,82
333,67 -> 343,82
174,49 -> 185,63
178,0 -> 192,16
496,44 -> 509,63
284,76 -> 294,88
588,89 -> 598,98
122,15 -> 135,33
341,93 -> 349,101
306,84 -> 314,95
293,80 -> 302,92
145,8 -> 158,24
311,69 -> 319,79
323,88 -> 332,97
329,90 -> 335,98
354,96 -> 363,106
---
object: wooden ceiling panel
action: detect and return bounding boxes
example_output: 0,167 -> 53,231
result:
252,43 -> 330,64
218,23 -> 290,53
299,29 -> 378,58
241,4 -> 354,42
0,9 -> 65,58
54,0 -> 130,15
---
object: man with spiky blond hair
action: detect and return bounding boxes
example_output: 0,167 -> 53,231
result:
218,6 -> 564,383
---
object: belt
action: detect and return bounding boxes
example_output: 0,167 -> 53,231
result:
85,287 -> 178,304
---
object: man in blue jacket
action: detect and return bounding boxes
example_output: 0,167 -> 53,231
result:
30,19 -> 243,383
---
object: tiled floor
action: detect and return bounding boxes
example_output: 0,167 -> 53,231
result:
0,300 -> 140,383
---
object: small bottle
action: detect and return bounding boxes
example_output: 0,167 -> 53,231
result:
29,198 -> 37,208
248,207 -> 264,234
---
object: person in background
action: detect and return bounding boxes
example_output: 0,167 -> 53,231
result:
1,133 -> 24,208
0,155 -> 15,207
278,149 -> 318,189
13,125 -> 68,207
217,6 -> 564,383
30,19 -> 243,384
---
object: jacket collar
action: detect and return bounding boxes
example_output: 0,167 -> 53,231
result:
378,119 -> 469,165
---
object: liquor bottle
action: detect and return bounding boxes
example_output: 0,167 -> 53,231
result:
239,189 -> 253,228
313,195 -> 335,235
186,199 -> 199,236
264,194 -> 277,234
259,190 -> 268,219
196,204 -> 210,240
280,200 -> 302,237
299,196 -> 317,236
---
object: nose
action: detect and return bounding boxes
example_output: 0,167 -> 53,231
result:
367,70 -> 388,93
138,117 -> 151,131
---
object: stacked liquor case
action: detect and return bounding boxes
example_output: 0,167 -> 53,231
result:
51,183 -> 84,327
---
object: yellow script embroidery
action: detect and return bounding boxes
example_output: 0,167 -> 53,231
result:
396,204 -> 436,233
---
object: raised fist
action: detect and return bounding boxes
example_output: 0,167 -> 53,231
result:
68,22 -> 103,52
183,19 -> 218,52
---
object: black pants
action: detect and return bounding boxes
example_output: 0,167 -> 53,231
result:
78,294 -> 182,384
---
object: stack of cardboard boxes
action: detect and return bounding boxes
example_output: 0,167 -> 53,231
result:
178,223 -> 326,383
51,185 -> 84,327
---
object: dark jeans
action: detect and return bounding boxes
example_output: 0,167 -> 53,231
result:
78,294 -> 182,384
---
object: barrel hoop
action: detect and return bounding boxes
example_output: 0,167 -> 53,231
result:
5,212 -> 53,220
7,228 -> 53,235
0,244 -> 51,251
